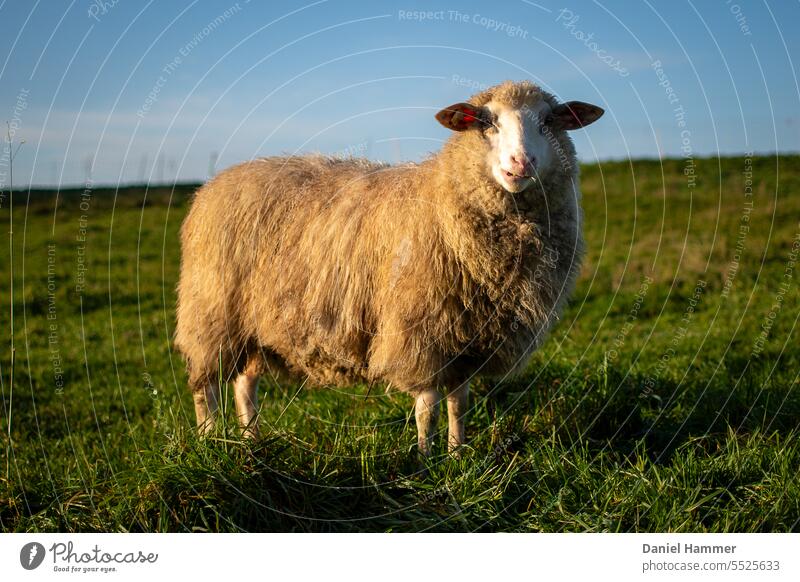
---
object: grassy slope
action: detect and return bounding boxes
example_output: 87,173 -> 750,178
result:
1,156 -> 799,532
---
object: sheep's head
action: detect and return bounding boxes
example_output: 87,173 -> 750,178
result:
436,81 -> 603,194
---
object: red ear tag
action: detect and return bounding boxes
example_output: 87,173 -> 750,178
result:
462,107 -> 476,124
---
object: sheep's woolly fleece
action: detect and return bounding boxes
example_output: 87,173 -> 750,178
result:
175,80 -> 584,396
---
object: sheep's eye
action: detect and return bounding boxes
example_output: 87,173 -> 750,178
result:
539,114 -> 554,134
481,112 -> 499,133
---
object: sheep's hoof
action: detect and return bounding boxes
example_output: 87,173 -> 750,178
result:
241,426 -> 260,441
415,449 -> 435,477
448,444 -> 465,459
196,420 -> 215,437
415,460 -> 431,478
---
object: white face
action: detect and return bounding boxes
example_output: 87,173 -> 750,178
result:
435,92 -> 603,192
485,100 -> 556,194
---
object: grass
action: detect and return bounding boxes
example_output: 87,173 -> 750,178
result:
1,155 -> 799,532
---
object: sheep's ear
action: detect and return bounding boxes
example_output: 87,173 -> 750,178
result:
549,101 -> 604,130
435,102 -> 483,131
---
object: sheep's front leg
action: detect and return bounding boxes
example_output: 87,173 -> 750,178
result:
234,373 -> 260,439
415,388 -> 441,457
193,378 -> 220,435
447,382 -> 469,454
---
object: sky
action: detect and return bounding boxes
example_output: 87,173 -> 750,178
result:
0,0 -> 798,187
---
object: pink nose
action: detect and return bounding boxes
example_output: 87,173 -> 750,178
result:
510,154 -> 535,175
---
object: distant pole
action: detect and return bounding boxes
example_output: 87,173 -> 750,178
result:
168,158 -> 177,184
138,154 -> 148,184
83,156 -> 92,185
208,152 -> 218,179
156,154 -> 164,185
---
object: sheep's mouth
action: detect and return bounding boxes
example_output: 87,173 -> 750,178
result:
502,169 -> 533,180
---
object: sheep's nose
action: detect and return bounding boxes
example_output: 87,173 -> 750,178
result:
510,154 -> 535,175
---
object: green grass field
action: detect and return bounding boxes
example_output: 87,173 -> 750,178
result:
2,155 -> 799,532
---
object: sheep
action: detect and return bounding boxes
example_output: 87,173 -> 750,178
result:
174,80 -> 603,456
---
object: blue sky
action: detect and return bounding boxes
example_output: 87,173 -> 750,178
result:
1,0 -> 798,187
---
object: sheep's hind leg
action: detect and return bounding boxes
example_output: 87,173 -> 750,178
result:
234,373 -> 260,439
447,382 -> 469,455
415,388 -> 441,458
193,378 -> 220,435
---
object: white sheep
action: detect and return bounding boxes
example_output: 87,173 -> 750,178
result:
175,80 -> 603,456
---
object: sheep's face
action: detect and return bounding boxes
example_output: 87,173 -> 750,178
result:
436,96 -> 603,194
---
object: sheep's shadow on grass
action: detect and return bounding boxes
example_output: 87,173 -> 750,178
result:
125,433 -> 451,532
119,355 -> 800,532
470,360 -> 800,532
478,356 -> 800,464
